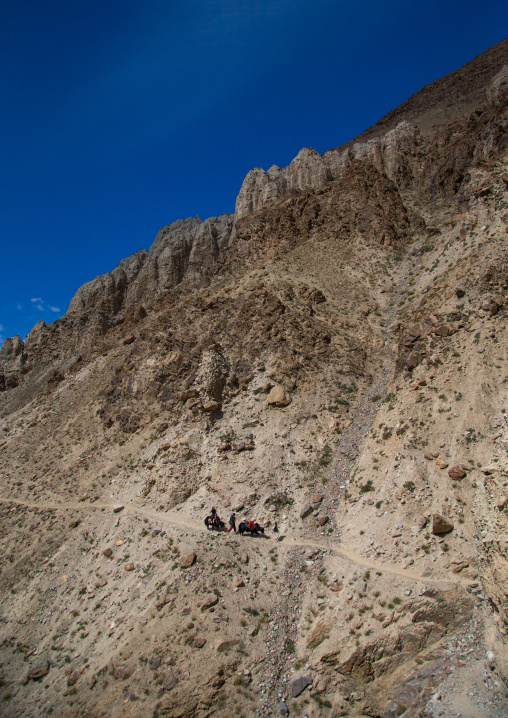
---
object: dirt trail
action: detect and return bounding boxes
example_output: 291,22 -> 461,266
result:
0,495 -> 469,587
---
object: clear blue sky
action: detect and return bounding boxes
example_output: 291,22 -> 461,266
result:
0,1 -> 506,344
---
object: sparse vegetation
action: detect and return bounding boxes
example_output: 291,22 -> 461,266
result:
360,480 -> 374,493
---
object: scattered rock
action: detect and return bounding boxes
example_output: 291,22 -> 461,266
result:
403,320 -> 431,345
434,323 -> 456,337
201,594 -> 219,611
232,440 -> 255,452
179,552 -> 197,569
178,388 -> 199,402
290,673 -> 312,697
103,548 -> 113,558
318,515 -> 329,526
194,638 -> 207,648
432,514 -> 454,535
156,596 -> 172,610
448,465 -> 467,480
113,504 -> 124,513
416,516 -> 427,529
496,497 -> 507,510
163,672 -> 178,692
28,662 -> 50,681
67,671 -> 79,687
124,562 -> 135,571
406,350 -> 423,370
239,373 -> 254,389
267,386 -> 291,408
482,465 -> 498,475
307,621 -> 331,649
68,519 -> 80,529
203,400 -> 219,412
435,459 -> 449,469
217,639 -> 245,652
279,698 -> 289,715
300,503 -> 313,519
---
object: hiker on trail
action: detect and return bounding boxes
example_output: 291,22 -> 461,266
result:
211,507 -> 217,520
273,521 -> 279,536
228,512 -> 236,533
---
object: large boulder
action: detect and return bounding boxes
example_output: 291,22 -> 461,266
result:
267,386 -> 291,407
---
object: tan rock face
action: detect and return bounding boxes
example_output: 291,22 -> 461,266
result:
234,122 -> 421,221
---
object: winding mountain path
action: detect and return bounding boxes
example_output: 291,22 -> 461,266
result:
0,494 -> 468,587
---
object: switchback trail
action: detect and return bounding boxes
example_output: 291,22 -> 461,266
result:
0,494 -> 470,588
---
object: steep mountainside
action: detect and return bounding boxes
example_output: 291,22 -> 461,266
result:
1,39 -> 508,718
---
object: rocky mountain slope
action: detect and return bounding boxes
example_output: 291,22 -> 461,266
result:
1,38 -> 508,718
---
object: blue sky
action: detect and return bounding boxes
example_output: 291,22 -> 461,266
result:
0,1 -> 507,344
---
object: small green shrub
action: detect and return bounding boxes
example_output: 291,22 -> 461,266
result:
360,480 -> 374,493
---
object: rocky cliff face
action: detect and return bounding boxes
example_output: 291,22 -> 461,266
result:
2,41 -> 506,392
67,214 -> 234,324
1,39 -> 508,718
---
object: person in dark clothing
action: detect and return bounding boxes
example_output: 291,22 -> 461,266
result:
228,512 -> 236,533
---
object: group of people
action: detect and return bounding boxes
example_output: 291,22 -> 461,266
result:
204,507 -> 279,538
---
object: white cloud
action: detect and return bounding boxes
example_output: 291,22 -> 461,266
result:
36,304 -> 44,311
30,297 -> 42,303
49,306 -> 60,313
17,304 -> 22,310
